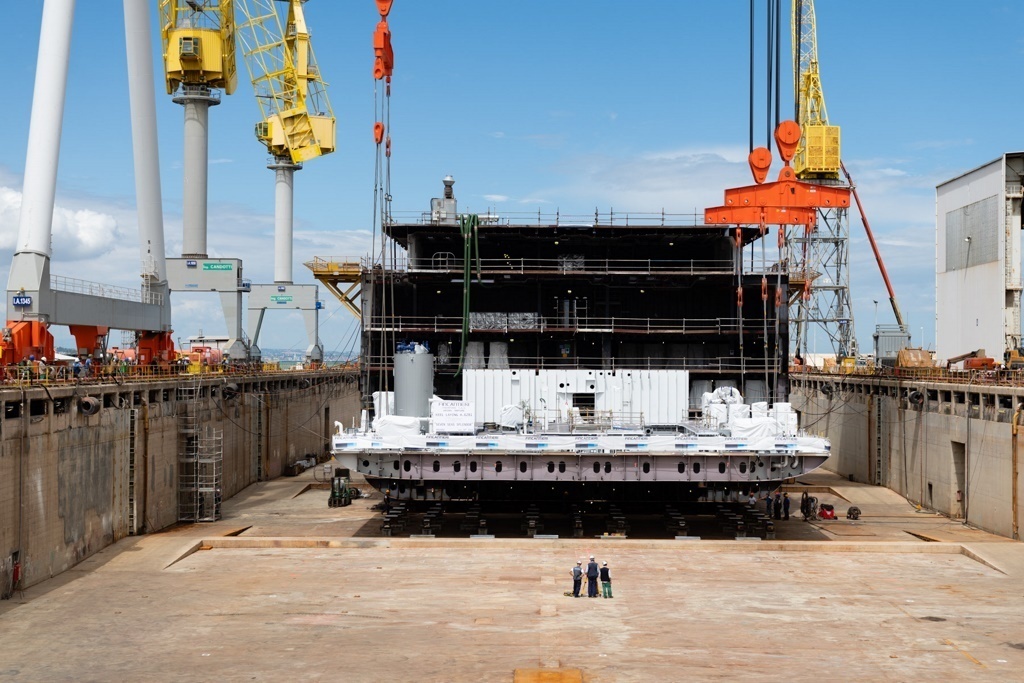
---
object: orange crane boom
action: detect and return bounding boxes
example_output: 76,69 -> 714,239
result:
840,161 -> 906,330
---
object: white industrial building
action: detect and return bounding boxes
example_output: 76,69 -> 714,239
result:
935,153 -> 1024,363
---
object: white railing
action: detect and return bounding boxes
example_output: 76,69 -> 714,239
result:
386,208 -> 706,227
361,353 -> 781,373
51,275 -> 164,305
364,314 -> 743,334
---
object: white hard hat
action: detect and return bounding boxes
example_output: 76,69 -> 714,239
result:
41,357 -> 47,362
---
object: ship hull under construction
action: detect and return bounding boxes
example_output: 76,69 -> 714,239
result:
335,178 -> 828,501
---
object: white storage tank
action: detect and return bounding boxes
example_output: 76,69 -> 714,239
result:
394,343 -> 434,418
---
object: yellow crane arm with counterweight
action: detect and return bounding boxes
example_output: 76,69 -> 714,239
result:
159,0 -> 237,95
235,0 -> 336,163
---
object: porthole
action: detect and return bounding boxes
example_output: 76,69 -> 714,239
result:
393,460 -> 400,471
362,460 -> 370,468
678,462 -> 686,473
453,461 -> 461,473
740,462 -> 747,474
558,461 -> 566,473
718,462 -> 726,474
470,461 -> 478,473
432,460 -> 440,472
604,462 -> 611,474
694,462 -> 701,474
642,462 -> 650,474
519,461 -> 528,473
403,460 -> 411,472
593,462 -> 601,474
495,461 -> 503,473
547,462 -> 555,473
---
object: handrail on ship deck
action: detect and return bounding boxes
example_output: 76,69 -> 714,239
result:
362,353 -> 781,374
307,255 -> 800,279
362,314 -> 781,335
387,208 -> 708,227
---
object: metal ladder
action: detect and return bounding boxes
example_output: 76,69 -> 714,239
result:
128,408 -> 138,535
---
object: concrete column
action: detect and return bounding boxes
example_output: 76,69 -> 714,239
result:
176,89 -> 219,257
270,160 -> 300,284
123,0 -> 167,283
16,0 -> 76,257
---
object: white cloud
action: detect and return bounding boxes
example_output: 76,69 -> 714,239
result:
0,172 -> 362,353
483,194 -> 508,202
0,185 -> 123,259
489,132 -> 505,139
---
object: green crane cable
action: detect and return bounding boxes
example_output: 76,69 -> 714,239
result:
455,214 -> 480,377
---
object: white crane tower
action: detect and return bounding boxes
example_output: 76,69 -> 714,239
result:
3,0 -> 173,365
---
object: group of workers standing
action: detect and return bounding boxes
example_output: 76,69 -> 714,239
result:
750,490 -> 791,520
569,555 -> 612,599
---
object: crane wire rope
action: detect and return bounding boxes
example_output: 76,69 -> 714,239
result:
371,1 -> 395,413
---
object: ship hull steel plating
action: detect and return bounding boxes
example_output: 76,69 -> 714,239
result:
336,450 -> 829,501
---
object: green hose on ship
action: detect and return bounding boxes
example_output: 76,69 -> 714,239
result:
455,214 -> 481,377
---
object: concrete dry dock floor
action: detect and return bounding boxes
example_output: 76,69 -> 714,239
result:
2,471 -> 1024,682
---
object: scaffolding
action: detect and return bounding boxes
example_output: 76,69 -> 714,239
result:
789,205 -> 856,358
177,382 -> 223,522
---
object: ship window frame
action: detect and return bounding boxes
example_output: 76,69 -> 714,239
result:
470,460 -> 478,472
693,462 -> 701,474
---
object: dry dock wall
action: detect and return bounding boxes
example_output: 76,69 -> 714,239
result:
791,374 -> 1024,540
0,371 -> 360,596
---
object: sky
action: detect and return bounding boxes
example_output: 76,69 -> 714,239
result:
1,1 -> 1023,359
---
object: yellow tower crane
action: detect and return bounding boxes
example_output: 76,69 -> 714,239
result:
235,0 -> 336,364
791,0 -> 839,180
790,0 -> 906,362
235,0 -> 336,163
